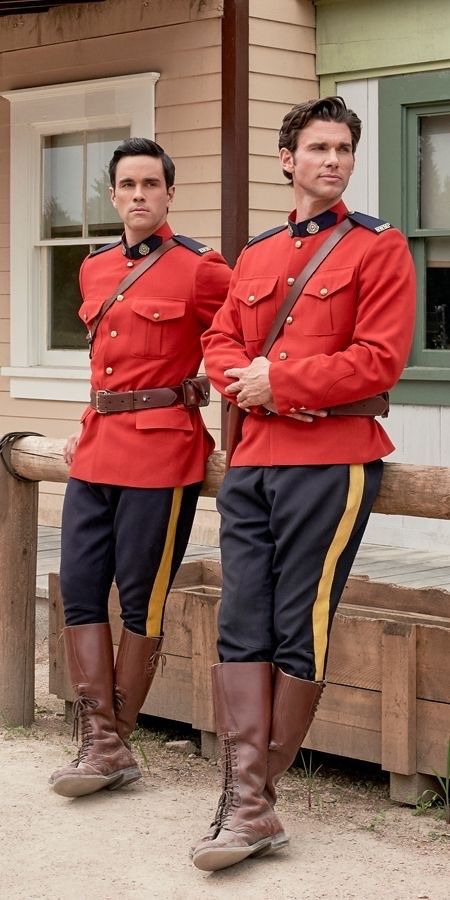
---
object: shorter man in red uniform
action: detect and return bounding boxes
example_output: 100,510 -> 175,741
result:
192,97 -> 416,870
49,138 -> 230,798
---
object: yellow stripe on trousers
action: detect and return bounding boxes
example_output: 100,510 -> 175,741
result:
146,487 -> 183,637
312,464 -> 365,681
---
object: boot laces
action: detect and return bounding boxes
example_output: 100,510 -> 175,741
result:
146,649 -> 166,676
210,736 -> 239,834
71,695 -> 98,762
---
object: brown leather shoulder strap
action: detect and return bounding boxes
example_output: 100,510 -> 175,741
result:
260,218 -> 355,357
87,238 -> 177,355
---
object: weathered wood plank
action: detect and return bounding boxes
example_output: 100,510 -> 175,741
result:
304,683 -> 381,764
417,627 -> 450,704
381,622 -> 417,775
8,438 -> 450,519
191,591 -> 220,732
343,578 -> 450,620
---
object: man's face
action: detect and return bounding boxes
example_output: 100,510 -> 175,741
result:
110,155 -> 175,243
279,119 -> 355,211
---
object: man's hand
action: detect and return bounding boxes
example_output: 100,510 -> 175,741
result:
63,430 -> 81,466
224,357 -> 273,409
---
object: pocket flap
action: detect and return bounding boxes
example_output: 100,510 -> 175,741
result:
135,407 -> 194,431
233,276 -> 279,307
79,298 -> 105,324
130,298 -> 186,322
302,267 -> 354,300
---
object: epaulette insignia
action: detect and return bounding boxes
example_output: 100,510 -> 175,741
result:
88,241 -> 121,257
172,234 -> 213,255
347,211 -> 392,233
246,224 -> 288,248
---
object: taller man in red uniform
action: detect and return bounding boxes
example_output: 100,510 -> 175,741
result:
49,138 -> 230,798
192,97 -> 416,871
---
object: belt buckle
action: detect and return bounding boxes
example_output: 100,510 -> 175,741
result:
95,390 -> 110,414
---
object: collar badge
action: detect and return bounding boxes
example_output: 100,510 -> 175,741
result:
138,242 -> 150,256
306,220 -> 320,235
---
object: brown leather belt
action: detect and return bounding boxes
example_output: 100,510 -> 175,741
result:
90,376 -> 210,415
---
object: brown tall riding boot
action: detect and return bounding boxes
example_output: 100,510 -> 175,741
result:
265,667 -> 325,808
192,662 -> 287,872
114,628 -> 164,745
49,623 -> 141,798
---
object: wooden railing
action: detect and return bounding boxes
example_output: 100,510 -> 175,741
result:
1,432 -> 450,726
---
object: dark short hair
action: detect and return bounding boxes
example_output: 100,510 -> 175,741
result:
278,96 -> 362,182
109,137 -> 175,189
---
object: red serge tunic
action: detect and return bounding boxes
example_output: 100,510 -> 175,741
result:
70,223 -> 231,487
201,202 -> 416,467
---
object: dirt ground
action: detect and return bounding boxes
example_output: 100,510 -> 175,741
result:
0,635 -> 448,900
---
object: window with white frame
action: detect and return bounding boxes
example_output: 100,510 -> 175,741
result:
2,73 -> 159,401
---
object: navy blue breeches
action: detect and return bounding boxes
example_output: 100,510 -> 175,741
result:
217,462 -> 383,680
60,477 -> 201,636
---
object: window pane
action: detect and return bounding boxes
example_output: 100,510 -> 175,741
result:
425,237 -> 450,350
420,115 -> 450,229
49,245 -> 89,350
87,127 -> 129,236
43,134 -> 83,238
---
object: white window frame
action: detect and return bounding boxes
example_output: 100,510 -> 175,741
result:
1,72 -> 160,401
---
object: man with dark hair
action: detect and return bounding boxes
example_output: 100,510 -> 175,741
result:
192,97 -> 416,871
49,138 -> 230,798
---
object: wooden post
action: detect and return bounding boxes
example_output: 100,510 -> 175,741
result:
0,460 -> 38,726
381,621 -> 417,775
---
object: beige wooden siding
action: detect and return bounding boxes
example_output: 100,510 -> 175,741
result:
249,0 -> 318,238
0,0 -> 223,528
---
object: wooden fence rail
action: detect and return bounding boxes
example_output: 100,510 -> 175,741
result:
1,433 -> 450,727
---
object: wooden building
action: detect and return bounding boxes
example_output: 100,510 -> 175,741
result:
1,0 -> 450,554
0,0 -> 317,540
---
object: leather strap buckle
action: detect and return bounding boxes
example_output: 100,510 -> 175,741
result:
95,390 -> 110,414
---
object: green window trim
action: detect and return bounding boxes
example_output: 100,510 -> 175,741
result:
379,69 -> 450,406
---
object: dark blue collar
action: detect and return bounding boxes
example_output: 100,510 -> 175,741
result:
287,209 -> 338,237
121,233 -> 163,259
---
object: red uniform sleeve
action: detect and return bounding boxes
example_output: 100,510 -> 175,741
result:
193,252 -> 232,329
270,229 -> 416,413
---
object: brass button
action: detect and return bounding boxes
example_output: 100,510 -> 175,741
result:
110,330 -> 118,338
248,294 -> 255,303
289,407 -> 296,413
126,261 -> 133,268
279,352 -> 287,360
319,287 -> 328,296
295,240 -> 302,249
286,316 -> 293,324
287,277 -> 295,286
116,294 -> 124,302
105,366 -> 113,375
153,312 -> 160,320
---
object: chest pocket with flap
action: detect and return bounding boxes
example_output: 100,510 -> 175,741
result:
300,267 -> 356,335
233,275 -> 279,341
130,298 -> 187,358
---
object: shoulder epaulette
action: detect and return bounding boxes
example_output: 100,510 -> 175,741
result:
88,241 -> 121,258
172,234 -> 213,255
347,211 -> 392,234
246,224 -> 288,248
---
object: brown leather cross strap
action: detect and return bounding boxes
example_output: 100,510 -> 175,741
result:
87,238 -> 177,356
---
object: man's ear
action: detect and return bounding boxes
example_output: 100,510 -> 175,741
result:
167,185 -> 175,207
279,147 -> 294,176
109,185 -> 116,208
